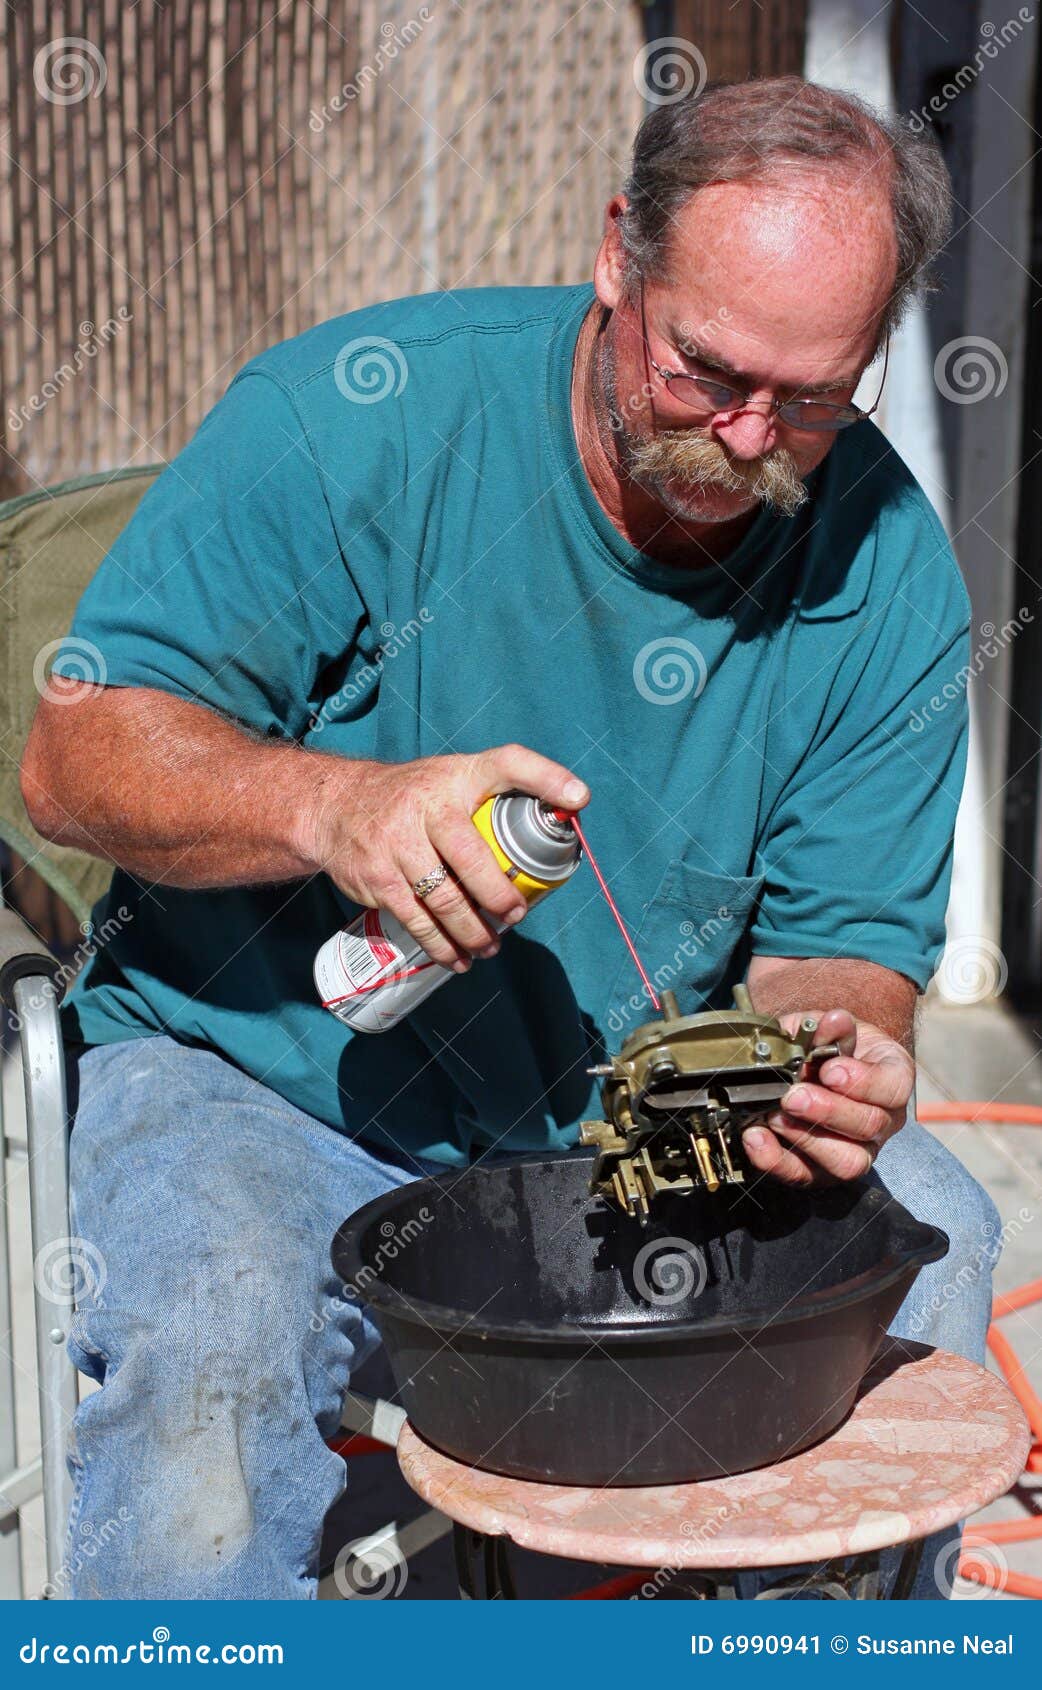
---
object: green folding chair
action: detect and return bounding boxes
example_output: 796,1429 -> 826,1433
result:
0,467 -> 448,1597
0,466 -> 161,1595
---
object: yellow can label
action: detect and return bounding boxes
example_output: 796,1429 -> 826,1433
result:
472,796 -> 561,907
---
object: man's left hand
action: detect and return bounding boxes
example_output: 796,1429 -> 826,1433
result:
741,1008 -> 914,1186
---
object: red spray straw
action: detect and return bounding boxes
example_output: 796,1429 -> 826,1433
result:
556,810 -> 661,1012
325,808 -> 663,1014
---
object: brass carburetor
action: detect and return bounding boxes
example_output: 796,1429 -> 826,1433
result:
581,984 -> 840,1223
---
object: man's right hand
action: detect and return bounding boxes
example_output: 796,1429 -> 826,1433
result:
300,745 -> 590,970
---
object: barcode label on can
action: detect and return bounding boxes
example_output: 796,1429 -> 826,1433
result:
336,911 -> 402,992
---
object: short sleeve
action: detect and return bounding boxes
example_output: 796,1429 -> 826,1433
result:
52,371 -> 367,740
750,558 -> 971,991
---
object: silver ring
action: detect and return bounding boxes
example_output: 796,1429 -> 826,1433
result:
412,863 -> 449,901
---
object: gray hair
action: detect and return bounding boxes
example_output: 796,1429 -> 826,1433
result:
619,76 -> 952,341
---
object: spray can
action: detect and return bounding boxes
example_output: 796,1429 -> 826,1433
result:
314,792 -> 582,1034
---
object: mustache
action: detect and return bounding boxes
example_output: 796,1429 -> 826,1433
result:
627,429 -> 809,518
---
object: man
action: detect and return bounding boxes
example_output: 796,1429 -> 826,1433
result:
23,77 -> 997,1599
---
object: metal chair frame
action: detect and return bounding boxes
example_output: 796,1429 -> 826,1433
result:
0,897 -> 74,1596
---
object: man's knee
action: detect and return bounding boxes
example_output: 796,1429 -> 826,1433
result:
67,1261 -> 354,1594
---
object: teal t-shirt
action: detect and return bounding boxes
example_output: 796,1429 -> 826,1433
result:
55,283 -> 970,1166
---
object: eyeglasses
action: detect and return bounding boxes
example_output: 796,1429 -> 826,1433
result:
638,279 -> 888,434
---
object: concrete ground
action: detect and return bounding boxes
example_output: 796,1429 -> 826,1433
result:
2,997 -> 1040,1600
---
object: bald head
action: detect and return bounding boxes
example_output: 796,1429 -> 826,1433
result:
671,172 -> 897,372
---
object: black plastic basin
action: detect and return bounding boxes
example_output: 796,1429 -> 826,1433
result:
332,1151 -> 947,1486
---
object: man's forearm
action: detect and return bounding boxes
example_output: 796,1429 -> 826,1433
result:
747,954 -> 918,1051
22,683 -> 331,887
23,679 -> 590,967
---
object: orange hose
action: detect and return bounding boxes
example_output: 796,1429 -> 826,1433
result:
568,1569 -> 647,1600
959,1558 -> 1042,1600
992,1278 -> 1042,1317
988,1325 -> 1042,1442
956,1195 -> 1042,1603
326,1432 -> 392,1458
997,1571 -> 1042,1600
818,1100 -> 1040,1601
964,1520 -> 1042,1546
919,1103 -> 1042,1126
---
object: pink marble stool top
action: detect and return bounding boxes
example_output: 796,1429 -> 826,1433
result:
397,1339 -> 1030,1569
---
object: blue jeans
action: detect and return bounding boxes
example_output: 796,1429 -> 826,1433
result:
63,1036 -> 1000,1600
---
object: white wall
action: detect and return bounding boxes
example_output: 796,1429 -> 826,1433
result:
805,0 -> 1037,998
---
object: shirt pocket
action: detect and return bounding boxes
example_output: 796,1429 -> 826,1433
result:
601,858 -> 765,1042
